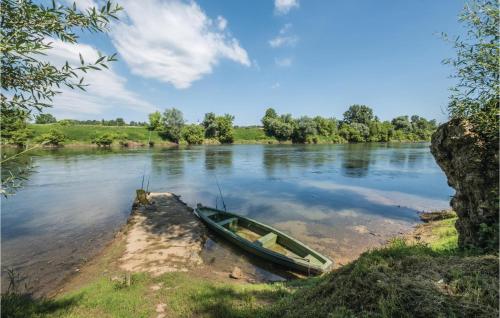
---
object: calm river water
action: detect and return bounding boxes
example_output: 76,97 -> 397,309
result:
1,143 -> 453,295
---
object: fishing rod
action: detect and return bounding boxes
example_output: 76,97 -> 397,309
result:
214,174 -> 227,211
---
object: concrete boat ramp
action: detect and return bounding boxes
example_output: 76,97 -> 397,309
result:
119,192 -> 206,275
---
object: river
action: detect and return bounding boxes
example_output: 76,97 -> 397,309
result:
1,143 -> 453,295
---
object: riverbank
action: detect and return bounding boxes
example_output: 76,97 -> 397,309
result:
19,124 -> 432,147
3,194 -> 497,317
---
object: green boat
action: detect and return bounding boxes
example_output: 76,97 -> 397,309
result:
195,205 -> 333,275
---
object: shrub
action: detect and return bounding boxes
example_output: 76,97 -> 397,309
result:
8,128 -> 34,147
35,129 -> 66,145
182,124 -> 204,145
91,133 -> 114,147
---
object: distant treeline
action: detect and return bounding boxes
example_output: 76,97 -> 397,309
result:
261,105 -> 438,143
34,113 -> 147,126
146,105 -> 437,144
27,105 -> 438,146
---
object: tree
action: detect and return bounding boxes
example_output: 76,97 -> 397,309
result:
430,0 -> 499,250
182,124 -> 205,145
148,111 -> 162,131
444,0 -> 498,143
115,118 -> 125,126
313,116 -> 337,137
391,116 -> 412,132
269,118 -> 294,142
262,108 -> 278,136
1,0 -> 121,114
202,112 -> 217,138
35,113 -> 57,124
215,114 -> 235,143
0,0 -> 121,195
35,129 -> 66,146
160,108 -> 184,143
343,105 -> 374,125
292,117 -> 318,143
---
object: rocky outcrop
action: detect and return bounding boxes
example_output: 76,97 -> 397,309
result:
430,119 -> 498,250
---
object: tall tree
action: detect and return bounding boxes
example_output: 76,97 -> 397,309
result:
160,108 -> 185,143
342,105 -> 374,125
35,113 -> 57,124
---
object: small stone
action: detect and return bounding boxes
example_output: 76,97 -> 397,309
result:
229,266 -> 243,279
156,303 -> 167,313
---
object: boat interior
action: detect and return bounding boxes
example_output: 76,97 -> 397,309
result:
201,209 -> 325,266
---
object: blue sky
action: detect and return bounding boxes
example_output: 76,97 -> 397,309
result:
48,0 -> 466,125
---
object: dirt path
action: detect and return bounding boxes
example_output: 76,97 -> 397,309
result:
119,192 -> 206,275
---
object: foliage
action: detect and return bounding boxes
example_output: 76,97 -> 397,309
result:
262,106 -> 437,144
181,124 -> 204,145
91,133 -> 114,147
148,111 -> 162,131
35,113 -> 57,124
202,112 -> 218,138
262,107 -> 279,136
0,104 -> 31,144
391,115 -> 412,132
8,128 -> 34,147
343,104 -> 374,125
0,0 -> 121,114
159,108 -> 185,143
292,116 -> 318,143
35,129 -> 66,145
444,0 -> 499,144
214,114 -> 235,143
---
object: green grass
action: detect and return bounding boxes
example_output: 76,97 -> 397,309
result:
3,217 -> 498,318
2,272 -> 288,318
29,124 -> 165,145
28,124 -> 280,145
233,127 -> 277,143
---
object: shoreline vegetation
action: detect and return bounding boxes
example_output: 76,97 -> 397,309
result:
2,198 -> 498,318
2,105 -> 438,149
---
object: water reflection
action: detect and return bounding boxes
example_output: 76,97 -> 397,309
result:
340,144 -> 373,178
204,146 -> 233,172
1,143 -> 452,295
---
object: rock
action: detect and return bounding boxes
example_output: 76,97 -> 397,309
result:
156,303 -> 167,313
430,119 -> 498,249
229,266 -> 243,279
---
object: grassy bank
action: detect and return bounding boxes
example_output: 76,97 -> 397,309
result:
27,124 -> 278,146
3,214 -> 498,318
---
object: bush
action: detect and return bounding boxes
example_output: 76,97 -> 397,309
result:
35,129 -> 66,145
182,124 -> 204,144
8,128 -> 33,147
91,133 -> 114,147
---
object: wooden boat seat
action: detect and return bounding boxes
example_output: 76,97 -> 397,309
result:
304,254 -> 322,266
255,232 -> 277,248
218,217 -> 238,229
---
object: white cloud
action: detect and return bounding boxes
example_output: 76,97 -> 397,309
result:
110,0 -> 250,89
275,57 -> 293,67
274,0 -> 299,14
216,16 -> 227,30
63,0 -> 98,11
271,82 -> 281,89
269,23 -> 298,48
43,38 -> 156,118
269,35 -> 298,48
